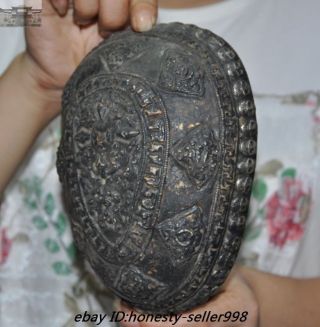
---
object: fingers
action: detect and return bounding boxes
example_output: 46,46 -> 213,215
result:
130,0 -> 158,32
51,0 -> 69,16
99,0 -> 129,33
98,0 -> 158,32
51,0 -> 158,34
74,0 -> 99,25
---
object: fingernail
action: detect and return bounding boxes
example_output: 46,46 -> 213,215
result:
134,10 -> 155,32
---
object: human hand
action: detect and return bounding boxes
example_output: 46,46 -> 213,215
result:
118,267 -> 259,327
23,0 -> 158,122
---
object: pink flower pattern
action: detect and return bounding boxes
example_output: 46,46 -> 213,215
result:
266,177 -> 311,248
0,228 -> 12,265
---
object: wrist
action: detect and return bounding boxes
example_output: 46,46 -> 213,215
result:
2,52 -> 62,128
0,53 -> 62,191
20,52 -> 63,123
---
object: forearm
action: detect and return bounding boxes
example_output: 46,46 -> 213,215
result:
239,266 -> 320,327
0,53 -> 61,194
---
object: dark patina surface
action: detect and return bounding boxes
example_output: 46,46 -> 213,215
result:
57,22 -> 257,314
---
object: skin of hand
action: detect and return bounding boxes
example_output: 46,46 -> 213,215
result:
0,0 -> 157,193
25,0 -> 158,119
118,266 -> 259,327
117,265 -> 320,327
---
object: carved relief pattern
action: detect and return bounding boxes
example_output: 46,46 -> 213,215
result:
75,87 -> 143,253
156,205 -> 204,266
158,49 -> 204,97
171,125 -> 221,189
144,23 -> 257,313
115,266 -> 166,301
57,22 -> 257,314
60,74 -> 170,268
98,35 -> 152,70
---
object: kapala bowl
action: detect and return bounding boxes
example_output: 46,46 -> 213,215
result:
57,22 -> 257,314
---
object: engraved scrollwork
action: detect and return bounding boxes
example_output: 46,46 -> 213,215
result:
156,205 -> 204,266
70,74 -> 170,266
115,266 -> 166,301
171,125 -> 221,189
58,22 -> 257,314
99,37 -> 152,71
158,49 -> 205,97
74,89 -> 143,250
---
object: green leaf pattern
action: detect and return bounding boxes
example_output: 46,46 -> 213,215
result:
52,261 -> 72,275
8,125 -> 113,326
252,178 -> 268,202
44,238 -> 60,253
55,212 -> 67,236
281,167 -> 297,179
32,215 -> 48,230
66,243 -> 76,262
20,175 -> 74,276
44,193 -> 55,216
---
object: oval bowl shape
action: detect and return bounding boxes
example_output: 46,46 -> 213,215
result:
57,22 -> 257,314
